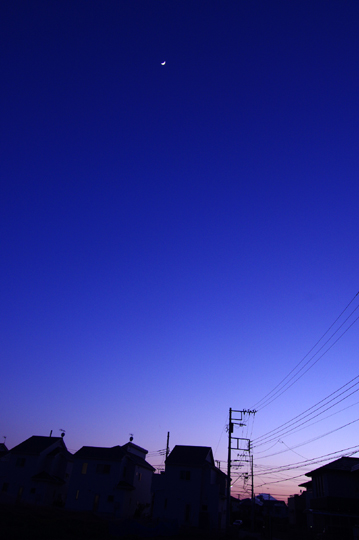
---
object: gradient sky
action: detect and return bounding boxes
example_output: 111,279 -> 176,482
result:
1,1 -> 359,502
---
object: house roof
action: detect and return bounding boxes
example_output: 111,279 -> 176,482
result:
9,436 -> 65,455
166,445 -> 214,467
305,457 -> 359,477
73,444 -> 155,471
74,445 -> 125,461
240,497 -> 263,507
126,452 -> 155,471
298,480 -> 312,489
122,441 -> 148,455
46,446 -> 73,460
257,493 -> 278,501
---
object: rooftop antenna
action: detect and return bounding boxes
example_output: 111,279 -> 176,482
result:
129,433 -> 134,442
3,436 -> 6,444
60,429 -> 66,438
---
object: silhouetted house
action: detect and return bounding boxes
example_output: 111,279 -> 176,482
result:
237,496 -> 263,528
257,493 -> 288,537
289,480 -> 313,531
238,494 -> 287,532
230,494 -> 241,517
288,486 -> 312,531
0,443 -> 8,458
301,456 -> 359,539
151,445 -> 227,530
0,435 -> 72,506
257,493 -> 287,519
66,441 -> 154,518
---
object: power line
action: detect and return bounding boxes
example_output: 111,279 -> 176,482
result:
253,373 -> 359,448
255,394 -> 359,455
257,309 -> 359,411
254,444 -> 359,477
256,416 -> 359,460
251,291 -> 359,411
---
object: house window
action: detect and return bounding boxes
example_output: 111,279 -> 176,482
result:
30,488 -> 36,494
185,503 -> 191,522
96,464 -> 111,474
180,470 -> 191,480
107,495 -> 114,503
17,486 -> 23,501
16,457 -> 26,467
93,494 -> 100,512
164,498 -> 167,510
81,462 -> 88,474
315,475 -> 324,497
75,490 -> 80,500
138,472 -> 142,481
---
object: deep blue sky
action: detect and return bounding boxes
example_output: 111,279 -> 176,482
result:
1,1 -> 359,500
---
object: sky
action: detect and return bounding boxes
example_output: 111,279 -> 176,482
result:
1,0 -> 359,502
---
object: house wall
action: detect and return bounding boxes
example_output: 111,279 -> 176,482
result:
66,456 -> 153,519
326,471 -> 358,498
313,469 -> 359,499
66,458 -> 122,514
152,464 -> 226,530
133,464 -> 153,508
0,440 -> 70,506
0,453 -> 38,503
115,460 -> 153,519
206,470 -> 227,529
309,468 -> 359,538
162,465 -> 202,527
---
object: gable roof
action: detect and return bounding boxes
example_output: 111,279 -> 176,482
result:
298,480 -> 312,489
73,444 -> 155,471
305,456 -> 359,477
74,445 -> 125,461
166,445 -> 214,467
9,436 -> 65,455
126,452 -> 155,471
122,441 -> 148,455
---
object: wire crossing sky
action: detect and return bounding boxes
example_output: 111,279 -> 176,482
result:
1,1 -> 359,501
251,292 -> 359,411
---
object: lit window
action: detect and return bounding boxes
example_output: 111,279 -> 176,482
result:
81,463 -> 88,474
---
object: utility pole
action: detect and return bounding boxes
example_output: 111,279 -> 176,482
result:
226,408 -> 233,530
251,453 -> 254,532
166,431 -> 170,459
226,408 -> 256,530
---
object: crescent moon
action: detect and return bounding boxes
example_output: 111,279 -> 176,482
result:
161,61 -> 166,65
